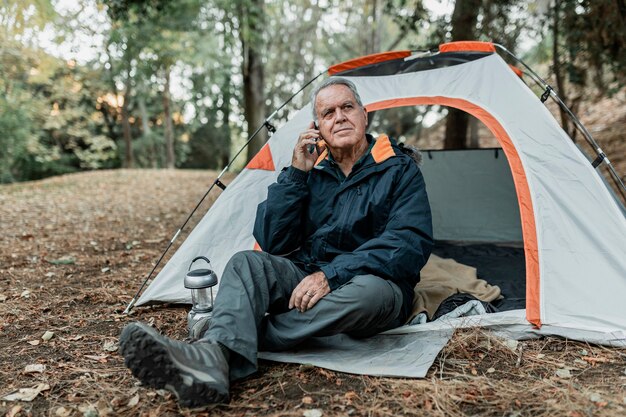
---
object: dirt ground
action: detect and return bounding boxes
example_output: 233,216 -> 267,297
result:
1,170 -> 625,417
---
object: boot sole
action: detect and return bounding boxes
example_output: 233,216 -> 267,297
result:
119,323 -> 229,407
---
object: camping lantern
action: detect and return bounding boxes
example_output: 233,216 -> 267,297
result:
184,256 -> 218,339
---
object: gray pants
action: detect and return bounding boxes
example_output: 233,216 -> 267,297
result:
201,250 -> 403,380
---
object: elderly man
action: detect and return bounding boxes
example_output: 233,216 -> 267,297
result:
120,78 -> 433,407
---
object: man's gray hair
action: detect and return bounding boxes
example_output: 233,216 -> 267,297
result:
310,77 -> 364,120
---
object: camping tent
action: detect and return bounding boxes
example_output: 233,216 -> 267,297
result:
132,41 -> 626,376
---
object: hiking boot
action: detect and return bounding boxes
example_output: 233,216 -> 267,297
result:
119,322 -> 229,407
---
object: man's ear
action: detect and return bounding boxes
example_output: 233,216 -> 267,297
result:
364,106 -> 368,124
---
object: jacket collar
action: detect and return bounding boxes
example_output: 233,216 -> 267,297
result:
315,133 -> 395,168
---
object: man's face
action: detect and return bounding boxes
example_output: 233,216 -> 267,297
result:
314,84 -> 368,151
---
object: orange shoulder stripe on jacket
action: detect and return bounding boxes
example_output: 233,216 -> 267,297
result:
371,134 -> 395,163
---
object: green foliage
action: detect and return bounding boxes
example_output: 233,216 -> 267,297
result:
0,94 -> 33,182
1,0 -> 624,182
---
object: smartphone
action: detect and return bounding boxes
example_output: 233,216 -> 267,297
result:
308,122 -> 319,154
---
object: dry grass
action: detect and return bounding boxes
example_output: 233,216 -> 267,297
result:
1,170 -> 625,417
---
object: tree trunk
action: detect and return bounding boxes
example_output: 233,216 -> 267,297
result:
220,78 -> 232,169
138,95 -> 158,168
552,0 -> 572,140
121,77 -> 134,168
240,0 -> 267,162
163,66 -> 175,169
468,116 -> 479,148
444,0 -> 481,149
366,0 -> 380,54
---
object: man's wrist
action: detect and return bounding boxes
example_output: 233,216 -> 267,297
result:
319,265 -> 340,290
286,166 -> 309,183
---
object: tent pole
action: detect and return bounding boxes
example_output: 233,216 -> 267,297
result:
494,44 -> 626,205
123,69 -> 328,315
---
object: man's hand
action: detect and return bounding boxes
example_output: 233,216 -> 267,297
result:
289,271 -> 331,313
292,122 -> 324,172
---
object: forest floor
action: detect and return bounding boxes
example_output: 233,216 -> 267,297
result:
1,169 -> 625,417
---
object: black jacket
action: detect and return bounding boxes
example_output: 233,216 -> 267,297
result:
254,134 -> 433,321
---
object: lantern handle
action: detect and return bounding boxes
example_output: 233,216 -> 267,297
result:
188,256 -> 212,271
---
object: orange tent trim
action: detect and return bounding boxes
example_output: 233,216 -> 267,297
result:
367,96 -> 541,327
246,143 -> 275,171
439,41 -> 496,53
509,64 -> 523,78
328,51 -> 412,76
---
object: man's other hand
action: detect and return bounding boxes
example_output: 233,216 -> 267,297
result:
289,271 -> 331,312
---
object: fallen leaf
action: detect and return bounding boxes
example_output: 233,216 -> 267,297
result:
79,403 -> 99,417
589,393 -> 603,403
556,368 -> 572,379
345,391 -> 358,400
47,256 -> 76,265
20,290 -> 31,298
582,356 -> 611,364
302,396 -> 314,404
502,338 -> 519,352
45,272 -> 56,277
96,398 -> 114,416
55,406 -> 72,416
486,367 -> 496,373
7,405 -> 22,417
103,340 -> 118,352
127,394 -> 140,407
0,294 -> 7,302
85,354 -> 108,362
27,340 -> 40,346
424,399 -> 433,411
2,383 -> 50,401
536,353 -> 545,359
303,409 -> 323,417
155,389 -> 170,398
23,364 -> 46,374
101,267 -> 110,273
144,238 -> 164,244
42,330 -> 54,341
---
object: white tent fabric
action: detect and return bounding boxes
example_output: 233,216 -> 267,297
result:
136,45 -> 626,372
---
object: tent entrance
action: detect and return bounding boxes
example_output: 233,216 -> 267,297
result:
422,148 -> 527,313
369,104 -> 527,313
